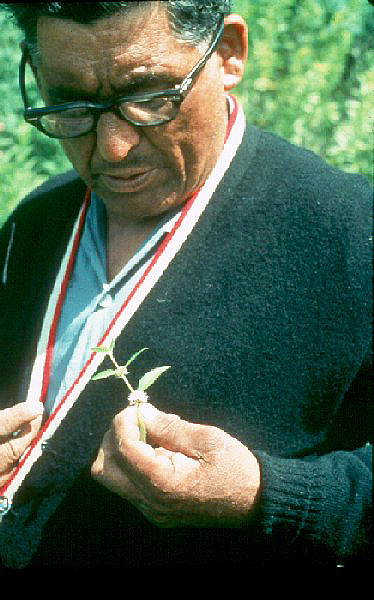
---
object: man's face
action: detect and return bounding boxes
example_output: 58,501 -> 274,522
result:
36,4 -> 230,221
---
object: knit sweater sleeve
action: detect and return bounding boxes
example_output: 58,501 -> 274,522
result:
254,444 -> 371,566
235,134 -> 372,567
251,349 -> 372,566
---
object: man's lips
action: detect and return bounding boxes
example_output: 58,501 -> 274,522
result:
93,168 -> 159,193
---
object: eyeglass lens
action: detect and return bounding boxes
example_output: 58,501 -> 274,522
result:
38,97 -> 180,137
22,16 -> 224,138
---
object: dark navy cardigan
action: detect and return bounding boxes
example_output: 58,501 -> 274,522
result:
0,125 -> 372,570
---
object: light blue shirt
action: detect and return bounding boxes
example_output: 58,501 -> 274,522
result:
44,193 -> 180,416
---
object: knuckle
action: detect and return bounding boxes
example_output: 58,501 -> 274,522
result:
0,409 -> 15,437
193,424 -> 225,456
0,469 -> 14,487
148,473 -> 171,496
1,439 -> 19,464
157,414 -> 182,438
0,404 -> 34,437
204,424 -> 225,444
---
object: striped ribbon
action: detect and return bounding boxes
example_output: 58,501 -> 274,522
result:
0,96 -> 245,519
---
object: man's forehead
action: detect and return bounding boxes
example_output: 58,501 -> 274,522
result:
36,7 -> 194,66
35,10 -> 202,98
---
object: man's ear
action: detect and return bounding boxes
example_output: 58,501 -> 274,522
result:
217,14 -> 248,91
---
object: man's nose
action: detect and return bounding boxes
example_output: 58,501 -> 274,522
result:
95,112 -> 141,162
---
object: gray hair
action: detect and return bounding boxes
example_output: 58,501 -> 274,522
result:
2,1 -> 232,61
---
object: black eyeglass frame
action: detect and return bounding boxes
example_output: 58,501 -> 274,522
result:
19,16 -> 225,138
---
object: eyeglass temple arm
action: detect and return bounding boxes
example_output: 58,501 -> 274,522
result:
19,43 -> 32,110
179,15 -> 225,96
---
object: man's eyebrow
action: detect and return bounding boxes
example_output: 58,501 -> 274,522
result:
46,73 -> 180,102
45,85 -> 94,102
113,73 -> 181,94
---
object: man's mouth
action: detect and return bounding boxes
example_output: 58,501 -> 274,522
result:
94,168 -> 158,193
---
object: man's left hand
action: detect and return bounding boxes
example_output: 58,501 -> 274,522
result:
91,403 -> 260,527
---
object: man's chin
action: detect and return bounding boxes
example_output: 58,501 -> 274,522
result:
93,187 -> 185,222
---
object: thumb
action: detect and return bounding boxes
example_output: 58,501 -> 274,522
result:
139,403 -> 224,459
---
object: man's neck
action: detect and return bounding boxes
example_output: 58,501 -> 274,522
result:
106,211 -> 165,281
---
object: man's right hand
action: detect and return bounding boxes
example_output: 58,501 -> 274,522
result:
0,402 -> 44,487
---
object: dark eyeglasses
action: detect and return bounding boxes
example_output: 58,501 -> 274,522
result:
19,16 -> 224,139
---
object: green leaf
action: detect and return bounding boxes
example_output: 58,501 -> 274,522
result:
137,366 -> 170,391
125,347 -> 148,368
91,369 -> 118,381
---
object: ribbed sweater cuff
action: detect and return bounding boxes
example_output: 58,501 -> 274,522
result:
255,451 -> 323,533
252,450 -> 353,562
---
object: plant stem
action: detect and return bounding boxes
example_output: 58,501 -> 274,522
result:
137,410 -> 147,443
109,350 -> 135,393
108,349 -> 146,441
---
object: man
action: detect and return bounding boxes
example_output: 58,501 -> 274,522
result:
0,1 -> 372,570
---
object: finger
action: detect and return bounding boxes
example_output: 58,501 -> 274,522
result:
0,414 -> 43,473
91,430 -> 147,504
0,463 -> 16,488
115,404 -> 207,457
91,429 -> 117,477
138,403 -> 225,459
92,446 -> 139,499
114,407 -> 198,489
114,405 -> 150,444
0,401 -> 44,437
93,413 -> 198,522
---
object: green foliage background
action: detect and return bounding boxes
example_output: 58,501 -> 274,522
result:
0,0 -> 373,225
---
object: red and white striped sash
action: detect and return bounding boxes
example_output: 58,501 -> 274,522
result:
0,97 -> 245,518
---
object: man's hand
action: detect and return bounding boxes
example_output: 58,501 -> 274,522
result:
0,402 -> 44,487
91,403 -> 260,527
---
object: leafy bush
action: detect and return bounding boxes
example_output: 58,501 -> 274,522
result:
0,1 -> 372,225
0,10 -> 70,225
233,0 -> 373,180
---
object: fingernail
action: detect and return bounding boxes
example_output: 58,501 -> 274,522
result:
26,401 -> 44,416
138,403 -> 158,422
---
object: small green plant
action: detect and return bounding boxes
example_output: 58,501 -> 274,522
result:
91,341 -> 170,442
